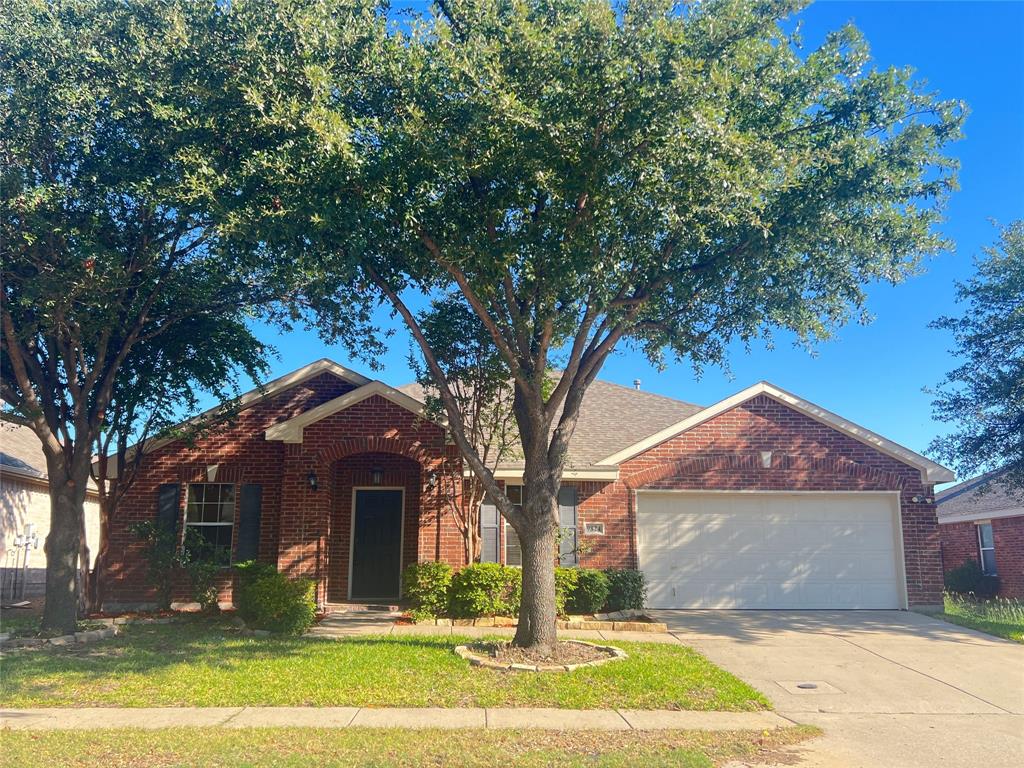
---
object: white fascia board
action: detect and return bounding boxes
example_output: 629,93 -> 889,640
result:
937,506 -> 1024,525
264,380 -> 434,444
461,467 -> 620,482
598,381 -> 955,484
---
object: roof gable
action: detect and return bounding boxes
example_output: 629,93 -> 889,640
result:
598,381 -> 955,483
98,359 -> 371,467
264,380 -> 437,444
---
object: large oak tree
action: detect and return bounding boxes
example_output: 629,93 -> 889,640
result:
0,0 -> 377,633
292,0 -> 964,651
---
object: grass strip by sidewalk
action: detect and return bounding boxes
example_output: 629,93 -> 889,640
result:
0,726 -> 819,768
926,593 -> 1024,643
0,618 -> 768,710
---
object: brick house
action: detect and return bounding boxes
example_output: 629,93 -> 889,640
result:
102,358 -> 953,611
937,472 -> 1024,598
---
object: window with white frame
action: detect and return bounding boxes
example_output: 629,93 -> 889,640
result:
977,522 -> 997,575
185,483 -> 236,565
504,484 -> 523,567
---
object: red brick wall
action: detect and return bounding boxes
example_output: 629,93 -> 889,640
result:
574,394 -> 944,607
106,381 -> 945,610
103,375 -> 458,608
104,372 -> 356,606
940,516 -> 1024,598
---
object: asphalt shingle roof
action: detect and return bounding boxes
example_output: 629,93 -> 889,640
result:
0,419 -> 48,480
935,470 -> 1024,521
397,378 -> 702,469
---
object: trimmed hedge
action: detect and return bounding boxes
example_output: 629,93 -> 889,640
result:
403,561 -> 453,617
566,568 -> 611,614
401,561 -> 647,619
604,568 -> 646,612
234,560 -> 316,635
554,567 -> 579,616
448,563 -> 521,618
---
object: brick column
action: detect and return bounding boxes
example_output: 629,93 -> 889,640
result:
277,444 -> 329,605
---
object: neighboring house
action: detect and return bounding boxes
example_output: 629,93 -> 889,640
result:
101,358 -> 953,612
937,472 -> 1024,598
1,418 -> 100,599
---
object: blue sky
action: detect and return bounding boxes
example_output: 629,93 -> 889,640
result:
246,1 -> 1023,465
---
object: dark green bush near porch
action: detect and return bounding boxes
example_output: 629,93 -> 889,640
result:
448,563 -> 521,618
604,568 -> 647,612
409,562 -> 645,619
944,559 -> 1001,598
234,561 -> 316,635
554,566 -> 579,615
566,568 -> 611,614
402,561 -> 453,617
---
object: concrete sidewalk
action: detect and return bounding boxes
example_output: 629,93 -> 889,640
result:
0,706 -> 792,732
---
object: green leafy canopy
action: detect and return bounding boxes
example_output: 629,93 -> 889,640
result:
930,221 -> 1024,491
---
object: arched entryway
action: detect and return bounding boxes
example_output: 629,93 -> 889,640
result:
327,452 -> 422,601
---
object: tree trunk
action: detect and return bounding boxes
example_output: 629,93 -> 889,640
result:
40,478 -> 87,635
512,520 -> 559,653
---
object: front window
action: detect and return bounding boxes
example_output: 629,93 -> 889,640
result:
505,484 -> 523,567
185,483 -> 236,565
977,522 -> 997,575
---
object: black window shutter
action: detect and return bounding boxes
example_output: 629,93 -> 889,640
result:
156,483 -> 181,539
235,484 -> 263,563
558,484 -> 578,566
479,500 -> 499,563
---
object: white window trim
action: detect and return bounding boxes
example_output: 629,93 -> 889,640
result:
184,482 -> 236,564
976,522 -> 997,575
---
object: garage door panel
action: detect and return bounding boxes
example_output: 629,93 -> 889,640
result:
637,493 -> 903,610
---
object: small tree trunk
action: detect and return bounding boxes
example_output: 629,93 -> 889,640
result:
41,480 -> 87,635
77,519 -> 90,616
512,522 -> 558,653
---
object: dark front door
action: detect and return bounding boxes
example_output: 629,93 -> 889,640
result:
350,489 -> 403,599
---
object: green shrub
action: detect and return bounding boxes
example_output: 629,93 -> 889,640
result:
234,565 -> 316,635
448,563 -> 521,618
129,520 -> 178,610
566,568 -> 611,615
234,559 -> 278,588
180,528 -> 222,612
944,559 -> 1001,598
554,566 -> 579,616
403,561 -> 453,617
604,568 -> 646,612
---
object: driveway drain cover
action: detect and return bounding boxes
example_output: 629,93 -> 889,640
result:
776,680 -> 843,695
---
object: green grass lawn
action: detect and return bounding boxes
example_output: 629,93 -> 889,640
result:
0,611 -> 109,638
0,727 -> 818,768
0,617 -> 768,710
930,593 -> 1024,643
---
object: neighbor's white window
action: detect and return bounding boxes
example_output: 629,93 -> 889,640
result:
504,484 -> 523,567
185,483 -> 236,565
977,522 -> 997,575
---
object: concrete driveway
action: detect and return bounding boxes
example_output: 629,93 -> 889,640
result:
651,610 -> 1024,768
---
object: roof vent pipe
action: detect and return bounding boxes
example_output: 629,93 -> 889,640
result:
633,379 -> 641,390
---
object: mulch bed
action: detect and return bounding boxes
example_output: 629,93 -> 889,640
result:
472,640 -> 613,666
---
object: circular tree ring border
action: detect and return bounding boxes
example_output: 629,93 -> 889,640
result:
454,639 -> 628,672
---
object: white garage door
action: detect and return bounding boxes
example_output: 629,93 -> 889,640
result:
637,492 -> 905,609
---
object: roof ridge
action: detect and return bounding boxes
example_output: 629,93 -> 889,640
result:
589,377 -> 703,409
936,468 -> 1010,504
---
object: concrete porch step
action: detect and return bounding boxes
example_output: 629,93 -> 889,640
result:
325,602 -> 404,614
